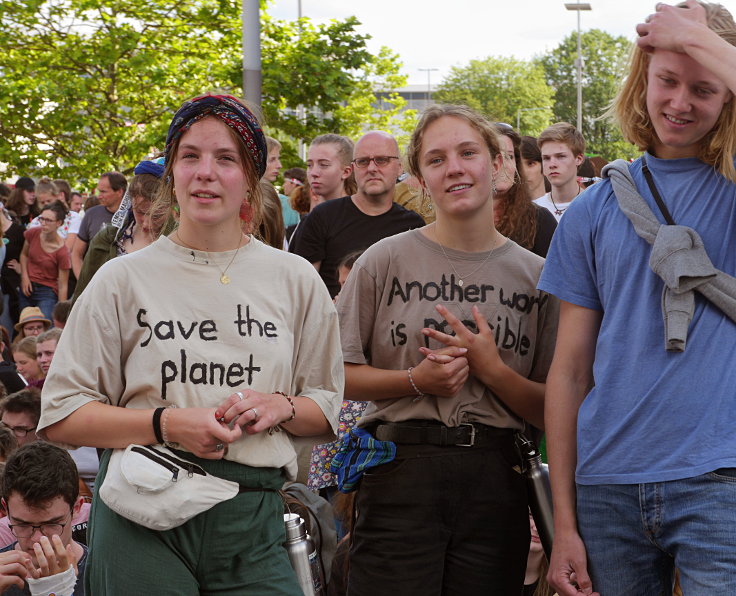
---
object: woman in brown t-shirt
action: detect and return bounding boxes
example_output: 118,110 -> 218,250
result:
339,105 -> 558,595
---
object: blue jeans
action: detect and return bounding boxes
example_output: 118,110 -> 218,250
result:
18,282 -> 57,322
577,470 -> 736,596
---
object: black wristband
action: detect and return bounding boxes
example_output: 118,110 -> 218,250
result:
152,407 -> 165,444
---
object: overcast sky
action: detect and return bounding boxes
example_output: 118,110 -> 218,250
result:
268,0 -> 736,85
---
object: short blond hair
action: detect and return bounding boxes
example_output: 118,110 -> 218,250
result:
609,1 -> 736,181
538,122 -> 585,157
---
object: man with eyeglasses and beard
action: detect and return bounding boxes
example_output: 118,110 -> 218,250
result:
0,442 -> 86,595
289,131 -> 425,299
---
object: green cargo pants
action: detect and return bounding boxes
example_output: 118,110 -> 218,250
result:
86,449 -> 302,595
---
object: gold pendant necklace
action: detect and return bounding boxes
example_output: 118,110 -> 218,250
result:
436,230 -> 498,288
174,231 -> 244,285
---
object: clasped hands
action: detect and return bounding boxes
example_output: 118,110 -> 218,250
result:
0,535 -> 78,592
164,389 -> 293,459
410,304 -> 505,398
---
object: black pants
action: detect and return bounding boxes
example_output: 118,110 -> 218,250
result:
347,441 -> 529,596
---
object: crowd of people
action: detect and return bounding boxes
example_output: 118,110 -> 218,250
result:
0,1 -> 732,595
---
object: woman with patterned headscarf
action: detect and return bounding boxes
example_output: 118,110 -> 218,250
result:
71,157 -> 174,302
37,94 -> 342,594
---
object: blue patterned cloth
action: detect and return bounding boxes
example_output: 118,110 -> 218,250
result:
329,427 -> 396,493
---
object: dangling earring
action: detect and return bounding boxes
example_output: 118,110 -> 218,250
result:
492,178 -> 497,195
240,200 -> 253,223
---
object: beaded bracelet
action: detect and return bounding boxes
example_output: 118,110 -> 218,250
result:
269,391 -> 296,435
408,367 -> 425,402
161,405 -> 179,448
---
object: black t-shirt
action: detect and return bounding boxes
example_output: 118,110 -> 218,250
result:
531,205 -> 558,258
289,196 -> 425,297
0,361 -> 26,394
1,220 -> 25,292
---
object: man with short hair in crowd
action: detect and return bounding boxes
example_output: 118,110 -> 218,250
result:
289,131 -> 424,298
52,301 -> 71,329
0,442 -> 87,595
533,122 -> 586,222
0,390 -> 40,448
35,328 -> 61,378
71,172 -> 127,278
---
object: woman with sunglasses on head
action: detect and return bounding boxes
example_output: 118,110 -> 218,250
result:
37,94 -> 342,595
338,105 -> 558,595
494,124 -> 558,258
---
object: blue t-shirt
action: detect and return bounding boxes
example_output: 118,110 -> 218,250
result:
0,542 -> 87,595
539,153 -> 736,485
279,193 -> 300,228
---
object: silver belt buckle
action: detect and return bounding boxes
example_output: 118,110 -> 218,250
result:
456,423 -> 476,447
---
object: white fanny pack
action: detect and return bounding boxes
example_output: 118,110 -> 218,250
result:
100,444 -> 240,531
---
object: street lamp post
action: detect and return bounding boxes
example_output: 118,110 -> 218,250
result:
564,1 -> 591,132
242,0 -> 262,107
418,68 -> 439,107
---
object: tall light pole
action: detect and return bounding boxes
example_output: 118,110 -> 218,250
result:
242,0 -> 261,107
418,68 -> 439,107
564,2 -> 591,132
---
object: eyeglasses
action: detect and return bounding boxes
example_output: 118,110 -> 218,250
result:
352,156 -> 400,169
0,421 -> 37,438
37,217 -> 58,224
22,323 -> 45,333
7,509 -> 71,539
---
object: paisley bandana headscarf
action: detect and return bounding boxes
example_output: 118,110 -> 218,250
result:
164,94 -> 267,179
111,157 -> 166,230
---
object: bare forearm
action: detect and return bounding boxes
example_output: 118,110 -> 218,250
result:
545,301 -> 601,533
280,396 -> 331,436
19,252 -> 28,278
477,364 -> 545,429
58,272 -> 69,301
43,401 -> 156,447
682,26 -> 736,95
545,374 -> 587,532
345,363 -> 413,401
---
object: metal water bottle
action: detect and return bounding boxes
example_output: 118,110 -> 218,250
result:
516,434 -> 554,559
283,513 -> 325,596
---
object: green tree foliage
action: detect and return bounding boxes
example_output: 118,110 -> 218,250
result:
434,57 -> 554,136
253,16 -> 413,166
538,29 -> 638,161
0,1 -> 410,184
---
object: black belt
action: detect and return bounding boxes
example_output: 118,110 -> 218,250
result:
374,420 -> 513,448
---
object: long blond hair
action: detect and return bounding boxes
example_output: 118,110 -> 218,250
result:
608,1 -> 736,181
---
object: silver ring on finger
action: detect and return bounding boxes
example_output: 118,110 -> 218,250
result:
235,391 -> 244,401
250,407 -> 259,421
215,443 -> 224,452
